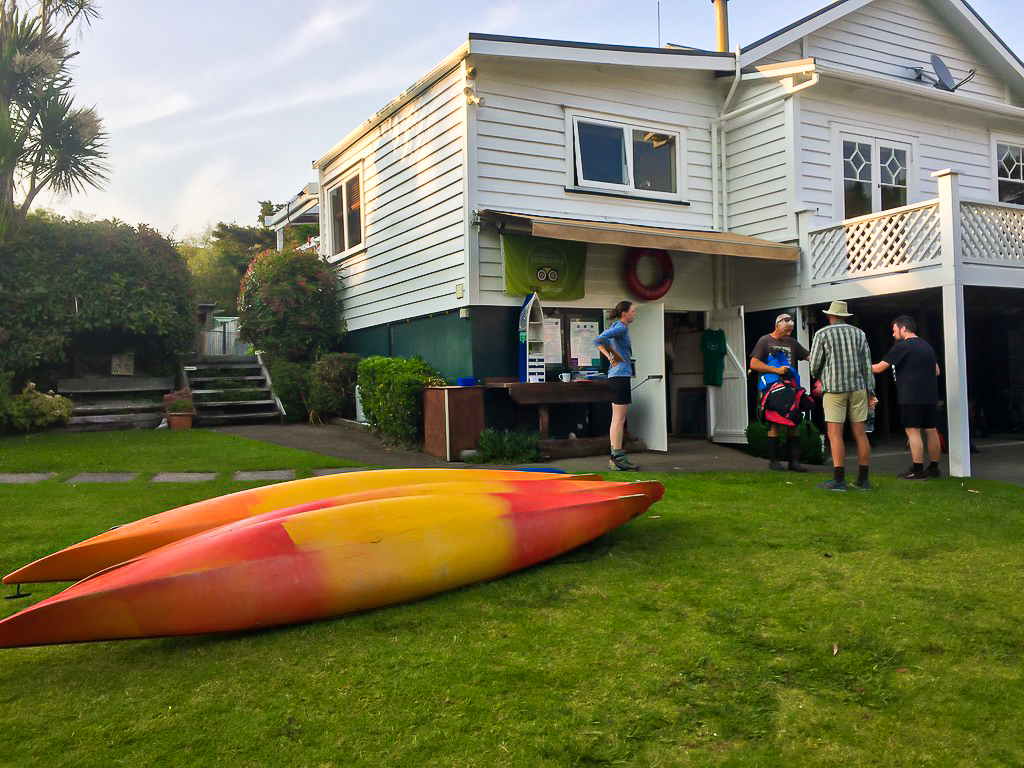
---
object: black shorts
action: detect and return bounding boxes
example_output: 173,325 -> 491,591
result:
608,376 -> 632,405
901,403 -> 937,429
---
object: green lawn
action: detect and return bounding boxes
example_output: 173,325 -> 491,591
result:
1,434 -> 1022,766
0,430 -> 356,475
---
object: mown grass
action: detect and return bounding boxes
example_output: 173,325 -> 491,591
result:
0,430 -> 355,475
1,436 -> 1023,766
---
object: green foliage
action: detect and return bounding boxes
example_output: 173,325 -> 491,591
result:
357,356 -> 440,444
0,1 -> 107,244
268,358 -> 310,423
211,220 -> 275,277
176,227 -> 240,310
308,353 -> 360,422
237,248 -> 342,362
2,381 -> 71,433
0,212 -> 195,376
164,389 -> 194,414
744,419 -> 824,464
475,428 -> 541,464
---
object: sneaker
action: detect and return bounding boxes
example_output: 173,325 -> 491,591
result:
898,468 -> 927,480
609,454 -> 639,471
815,479 -> 848,491
850,478 -> 871,491
926,465 -> 941,478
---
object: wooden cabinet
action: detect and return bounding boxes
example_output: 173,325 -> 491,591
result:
423,386 -> 485,461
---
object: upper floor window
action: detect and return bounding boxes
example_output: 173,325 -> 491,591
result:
996,142 -> 1024,205
841,136 -> 910,219
329,170 -> 362,255
569,114 -> 685,202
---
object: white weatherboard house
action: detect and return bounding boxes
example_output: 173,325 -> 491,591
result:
312,0 -> 1024,477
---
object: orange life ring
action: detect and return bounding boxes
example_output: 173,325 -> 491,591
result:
624,248 -> 674,301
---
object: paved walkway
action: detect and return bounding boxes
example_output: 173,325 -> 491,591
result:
1,420 -> 1020,485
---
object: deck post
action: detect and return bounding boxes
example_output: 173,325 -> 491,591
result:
933,169 -> 971,477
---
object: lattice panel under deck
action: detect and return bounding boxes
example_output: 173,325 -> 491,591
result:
809,203 -> 941,284
961,202 -> 1024,265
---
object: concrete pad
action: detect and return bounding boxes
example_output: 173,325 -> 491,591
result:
151,472 -> 219,483
66,472 -> 140,484
233,470 -> 295,482
0,473 -> 56,484
311,467 -> 366,476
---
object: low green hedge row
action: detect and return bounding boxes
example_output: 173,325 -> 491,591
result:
356,356 -> 443,444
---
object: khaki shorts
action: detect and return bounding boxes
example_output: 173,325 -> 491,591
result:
823,391 -> 868,423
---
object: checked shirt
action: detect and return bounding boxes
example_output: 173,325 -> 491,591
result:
809,322 -> 874,395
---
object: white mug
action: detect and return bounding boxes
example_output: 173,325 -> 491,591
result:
559,373 -> 571,382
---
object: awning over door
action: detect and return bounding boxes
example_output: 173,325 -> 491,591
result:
478,210 -> 799,262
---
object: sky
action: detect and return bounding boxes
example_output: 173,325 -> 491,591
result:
41,0 -> 1024,241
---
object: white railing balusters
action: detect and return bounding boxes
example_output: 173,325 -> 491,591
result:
960,201 -> 1024,266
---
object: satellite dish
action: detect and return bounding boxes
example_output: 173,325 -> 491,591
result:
910,54 -> 977,93
930,54 -> 957,91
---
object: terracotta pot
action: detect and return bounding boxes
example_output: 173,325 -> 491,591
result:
168,412 -> 194,430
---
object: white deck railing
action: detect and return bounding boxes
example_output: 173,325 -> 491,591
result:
960,200 -> 1024,266
808,200 -> 942,285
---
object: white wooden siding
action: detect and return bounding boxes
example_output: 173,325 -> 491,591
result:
805,0 -> 1006,104
320,66 -> 468,331
471,60 -> 726,307
723,96 -> 793,242
796,92 -> 993,227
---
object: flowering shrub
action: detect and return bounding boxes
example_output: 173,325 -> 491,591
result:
2,382 -> 72,434
237,248 -> 342,362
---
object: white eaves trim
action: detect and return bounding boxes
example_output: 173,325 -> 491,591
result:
467,33 -> 734,73
313,43 -> 470,171
818,63 -> 1024,121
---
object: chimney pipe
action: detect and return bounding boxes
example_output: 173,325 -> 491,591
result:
712,0 -> 729,53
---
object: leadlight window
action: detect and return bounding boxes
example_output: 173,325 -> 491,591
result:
841,137 -> 909,219
997,142 -> 1024,205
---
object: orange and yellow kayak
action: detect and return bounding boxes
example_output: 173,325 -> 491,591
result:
0,483 -> 659,647
3,469 -> 606,585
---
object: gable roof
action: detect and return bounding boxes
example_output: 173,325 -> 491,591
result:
740,0 -> 1024,93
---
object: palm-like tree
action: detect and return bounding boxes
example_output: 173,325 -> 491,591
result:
0,0 -> 107,244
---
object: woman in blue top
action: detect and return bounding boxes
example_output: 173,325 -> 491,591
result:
594,300 -> 639,471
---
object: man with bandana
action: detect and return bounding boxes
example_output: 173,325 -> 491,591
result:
749,313 -> 810,472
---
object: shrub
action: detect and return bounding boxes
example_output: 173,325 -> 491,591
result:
357,356 -> 440,444
3,382 -> 72,434
744,419 -> 824,464
164,389 -> 194,414
0,213 -> 195,377
475,429 -> 541,464
268,359 -> 311,423
308,353 -> 361,422
237,248 -> 342,362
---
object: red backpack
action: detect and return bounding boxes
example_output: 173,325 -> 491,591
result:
759,371 -> 814,427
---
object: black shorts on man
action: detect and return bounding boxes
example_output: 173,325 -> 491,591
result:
901,403 -> 937,429
608,377 -> 631,405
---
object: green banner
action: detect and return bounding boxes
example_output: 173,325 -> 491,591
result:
502,234 -> 586,300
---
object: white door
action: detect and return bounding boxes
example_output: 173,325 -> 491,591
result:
628,301 -> 667,451
706,306 -> 747,444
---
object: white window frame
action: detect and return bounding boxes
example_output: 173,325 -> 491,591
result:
327,164 -> 364,258
830,123 -> 918,221
565,111 -> 687,203
991,133 -> 1024,205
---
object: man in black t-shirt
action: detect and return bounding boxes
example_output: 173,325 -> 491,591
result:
872,315 -> 942,479
749,313 -> 810,472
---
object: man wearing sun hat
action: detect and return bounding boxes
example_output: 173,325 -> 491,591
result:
750,312 -> 809,472
808,300 -> 877,491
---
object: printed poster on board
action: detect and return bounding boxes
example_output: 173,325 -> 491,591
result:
502,234 -> 586,300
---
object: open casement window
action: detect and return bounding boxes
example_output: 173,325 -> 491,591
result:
841,136 -> 911,219
570,115 -> 683,201
330,170 -> 363,256
996,142 -> 1024,205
